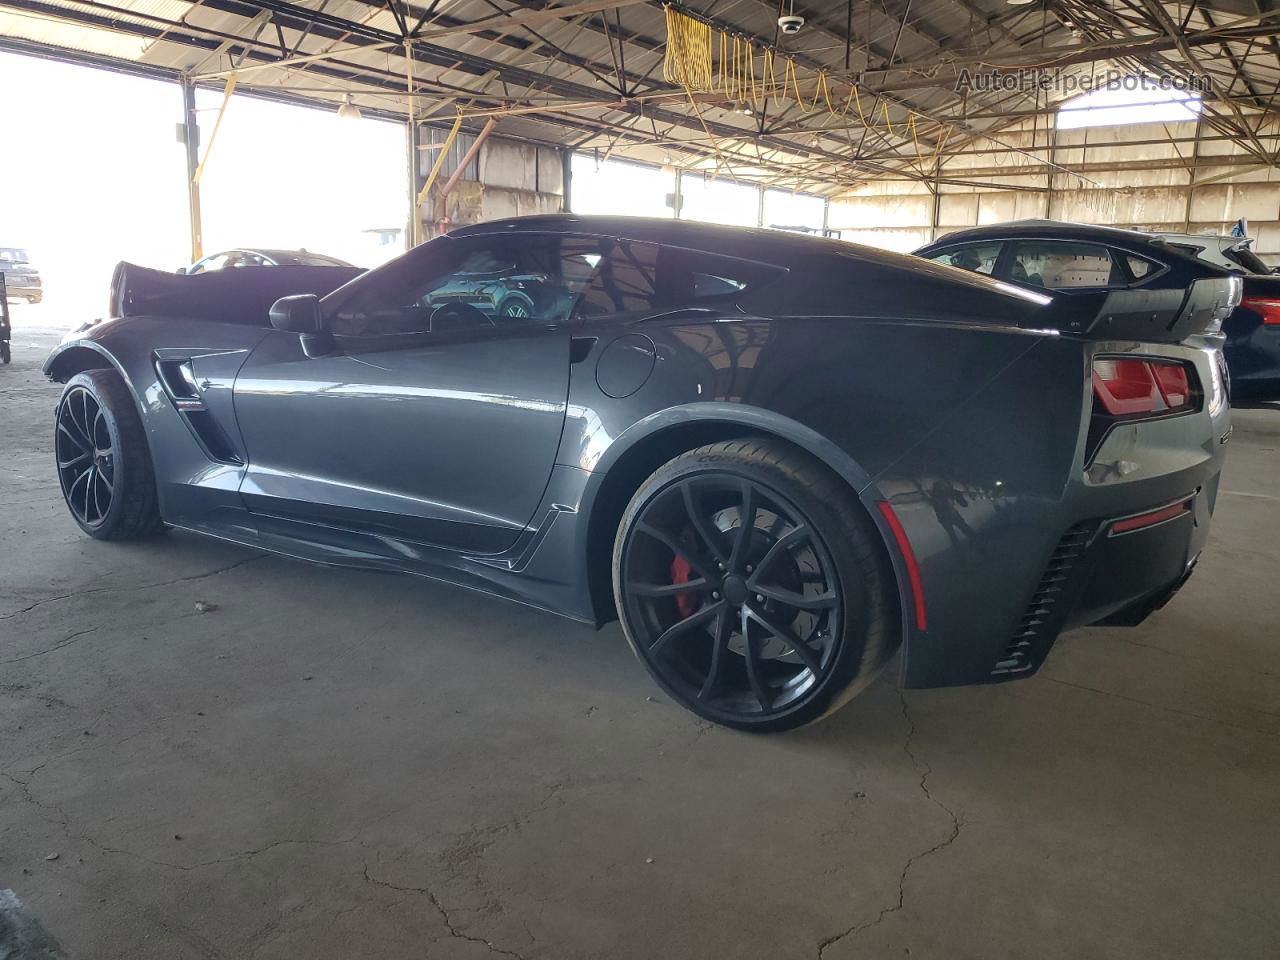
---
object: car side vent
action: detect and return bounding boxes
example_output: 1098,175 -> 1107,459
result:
991,525 -> 1093,678
184,409 -> 243,465
156,358 -> 200,399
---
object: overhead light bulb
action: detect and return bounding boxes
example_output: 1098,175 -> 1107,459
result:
337,94 -> 363,120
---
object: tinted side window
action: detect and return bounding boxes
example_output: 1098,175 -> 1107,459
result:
577,242 -> 784,318
330,234 -> 604,338
1124,254 -> 1158,280
1009,240 -> 1122,289
927,242 -> 1002,276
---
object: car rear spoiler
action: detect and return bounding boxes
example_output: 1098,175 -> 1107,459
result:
1035,275 -> 1241,342
108,261 -> 364,324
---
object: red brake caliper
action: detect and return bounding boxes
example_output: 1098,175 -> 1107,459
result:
670,554 -> 696,618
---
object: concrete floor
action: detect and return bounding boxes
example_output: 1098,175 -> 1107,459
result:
2,315 -> 1279,960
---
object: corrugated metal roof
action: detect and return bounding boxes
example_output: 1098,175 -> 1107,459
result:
0,0 -> 1274,195
0,0 -> 192,60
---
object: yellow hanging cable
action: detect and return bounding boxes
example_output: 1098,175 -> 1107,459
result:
737,37 -> 747,101
816,72 -> 836,114
718,28 -> 728,93
784,58 -> 801,109
663,7 -> 712,92
881,101 -> 896,136
746,40 -> 755,106
933,123 -> 952,164
909,112 -> 927,171
840,83 -> 858,123
762,48 -> 778,107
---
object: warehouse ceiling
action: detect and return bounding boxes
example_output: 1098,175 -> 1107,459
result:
2,0 -> 1279,196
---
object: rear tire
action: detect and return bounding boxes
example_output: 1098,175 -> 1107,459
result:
613,439 -> 898,732
0,341 -> 9,364
55,369 -> 165,540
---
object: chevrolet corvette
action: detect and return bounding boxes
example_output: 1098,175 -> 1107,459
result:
44,216 -> 1234,731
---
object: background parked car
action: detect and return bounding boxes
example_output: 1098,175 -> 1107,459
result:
1,246 -> 43,303
916,219 -> 1279,399
181,248 -> 355,274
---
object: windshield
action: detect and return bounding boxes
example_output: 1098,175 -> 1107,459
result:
0,247 -> 30,264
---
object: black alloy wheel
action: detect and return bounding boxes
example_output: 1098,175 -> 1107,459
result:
615,440 -> 896,731
56,385 -> 114,528
54,370 -> 164,540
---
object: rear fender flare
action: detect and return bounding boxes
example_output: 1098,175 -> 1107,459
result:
581,402 -> 913,647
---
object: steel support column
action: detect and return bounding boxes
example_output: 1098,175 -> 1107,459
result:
181,79 -> 203,263
562,148 -> 573,213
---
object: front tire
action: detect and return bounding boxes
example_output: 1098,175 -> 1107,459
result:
55,370 -> 164,540
613,439 -> 898,732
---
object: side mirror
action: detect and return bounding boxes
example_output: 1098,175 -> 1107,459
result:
175,266 -> 187,275
269,294 -> 323,333
269,294 -> 335,357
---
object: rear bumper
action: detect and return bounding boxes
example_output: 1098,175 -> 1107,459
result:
879,336 -> 1228,690
989,485 -> 1212,678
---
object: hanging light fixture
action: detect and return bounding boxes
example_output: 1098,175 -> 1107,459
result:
337,94 -> 363,120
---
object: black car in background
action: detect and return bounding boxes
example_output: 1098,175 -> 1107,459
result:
182,248 -> 355,274
43,216 -> 1233,731
916,219 -> 1279,398
1,246 -> 43,304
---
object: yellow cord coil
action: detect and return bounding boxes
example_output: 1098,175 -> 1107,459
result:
662,5 -> 947,169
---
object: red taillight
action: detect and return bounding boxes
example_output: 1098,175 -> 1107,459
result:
1092,358 -> 1194,416
1151,362 -> 1190,408
877,501 -> 927,632
1242,296 -> 1280,325
1092,359 -> 1159,415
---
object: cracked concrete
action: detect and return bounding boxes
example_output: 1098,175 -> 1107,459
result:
817,693 -> 964,959
3,321 -> 1280,958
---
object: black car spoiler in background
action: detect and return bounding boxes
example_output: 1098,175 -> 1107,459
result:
1036,275 -> 1241,342
109,261 -> 364,324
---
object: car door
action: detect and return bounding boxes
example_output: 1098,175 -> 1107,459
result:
231,231 -> 605,555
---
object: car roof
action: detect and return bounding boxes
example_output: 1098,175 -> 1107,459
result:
453,215 -> 845,255
921,218 -> 1165,249
450,214 -> 965,279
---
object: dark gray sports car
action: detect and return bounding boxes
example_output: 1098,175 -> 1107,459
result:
44,216 -> 1234,731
